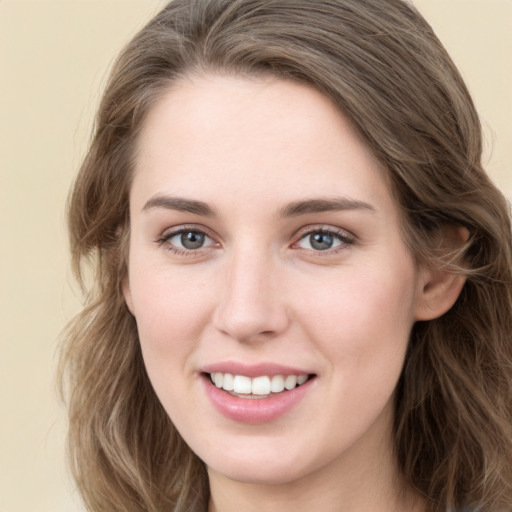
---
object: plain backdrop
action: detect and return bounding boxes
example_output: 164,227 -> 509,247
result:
0,1 -> 510,511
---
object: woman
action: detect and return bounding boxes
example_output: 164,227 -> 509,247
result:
59,1 -> 512,511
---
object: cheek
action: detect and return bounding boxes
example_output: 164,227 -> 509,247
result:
296,264 -> 417,437
127,260 -> 216,370
127,264 -> 219,425
298,259 -> 418,373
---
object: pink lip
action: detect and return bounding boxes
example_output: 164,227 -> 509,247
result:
201,361 -> 311,378
201,372 -> 315,424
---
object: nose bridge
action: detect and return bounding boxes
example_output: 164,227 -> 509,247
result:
213,242 -> 288,342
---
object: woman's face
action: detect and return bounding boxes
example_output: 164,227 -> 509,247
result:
124,75 -> 427,486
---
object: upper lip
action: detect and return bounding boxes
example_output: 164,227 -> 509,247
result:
201,361 -> 313,378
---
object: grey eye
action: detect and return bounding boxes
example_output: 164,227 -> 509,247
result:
168,230 -> 213,250
181,231 -> 205,249
309,233 -> 334,250
297,230 -> 347,251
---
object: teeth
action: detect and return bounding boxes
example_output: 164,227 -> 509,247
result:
222,373 -> 234,391
252,376 -> 271,395
284,375 -> 297,390
214,373 -> 223,388
209,372 -> 309,395
270,375 -> 285,393
297,375 -> 308,385
233,375 -> 252,394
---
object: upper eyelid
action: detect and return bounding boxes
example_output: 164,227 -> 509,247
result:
156,226 -> 219,255
155,228 -> 218,254
294,224 -> 355,240
291,226 -> 356,255
155,223 -> 355,248
158,224 -> 217,240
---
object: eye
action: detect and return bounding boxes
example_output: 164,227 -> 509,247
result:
173,230 -> 208,250
295,228 -> 353,252
158,228 -> 217,253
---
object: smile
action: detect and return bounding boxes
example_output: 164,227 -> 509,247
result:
209,372 -> 310,398
203,369 -> 316,423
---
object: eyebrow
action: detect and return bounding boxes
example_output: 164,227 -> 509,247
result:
279,197 -> 376,217
142,195 -> 375,218
142,196 -> 215,216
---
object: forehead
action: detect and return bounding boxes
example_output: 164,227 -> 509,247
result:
132,74 -> 393,213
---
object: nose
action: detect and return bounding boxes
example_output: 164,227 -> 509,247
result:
212,248 -> 289,343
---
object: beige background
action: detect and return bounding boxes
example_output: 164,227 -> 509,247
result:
0,1 -> 510,511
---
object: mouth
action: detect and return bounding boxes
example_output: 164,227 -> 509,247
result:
201,366 -> 316,423
205,372 -> 315,399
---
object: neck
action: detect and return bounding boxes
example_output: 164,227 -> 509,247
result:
207,413 -> 426,512
208,467 -> 424,512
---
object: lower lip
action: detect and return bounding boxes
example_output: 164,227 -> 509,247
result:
202,375 -> 314,424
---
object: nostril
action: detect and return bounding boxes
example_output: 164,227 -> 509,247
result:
211,277 -> 290,342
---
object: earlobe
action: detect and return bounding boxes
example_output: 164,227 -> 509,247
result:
414,225 -> 469,321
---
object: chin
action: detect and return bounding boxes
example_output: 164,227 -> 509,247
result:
208,460 -> 309,486
201,439 -> 321,486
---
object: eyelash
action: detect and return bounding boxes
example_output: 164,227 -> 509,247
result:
156,225 -> 218,257
293,226 -> 355,254
156,225 -> 355,256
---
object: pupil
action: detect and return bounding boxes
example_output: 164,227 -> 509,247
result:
181,231 -> 204,249
310,232 -> 333,250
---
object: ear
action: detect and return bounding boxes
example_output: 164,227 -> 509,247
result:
414,226 -> 469,321
122,277 -> 135,315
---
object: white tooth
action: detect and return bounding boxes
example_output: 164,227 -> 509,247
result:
271,375 -> 285,393
233,375 -> 252,394
284,375 -> 297,390
252,376 -> 271,395
214,372 -> 223,388
222,373 -> 234,391
297,374 -> 308,385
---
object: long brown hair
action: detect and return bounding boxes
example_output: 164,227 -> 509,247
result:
59,1 -> 512,510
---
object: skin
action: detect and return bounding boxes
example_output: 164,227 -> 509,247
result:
124,74 -> 463,512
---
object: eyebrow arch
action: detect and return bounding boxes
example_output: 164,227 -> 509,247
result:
142,196 -> 215,216
280,197 -> 376,217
